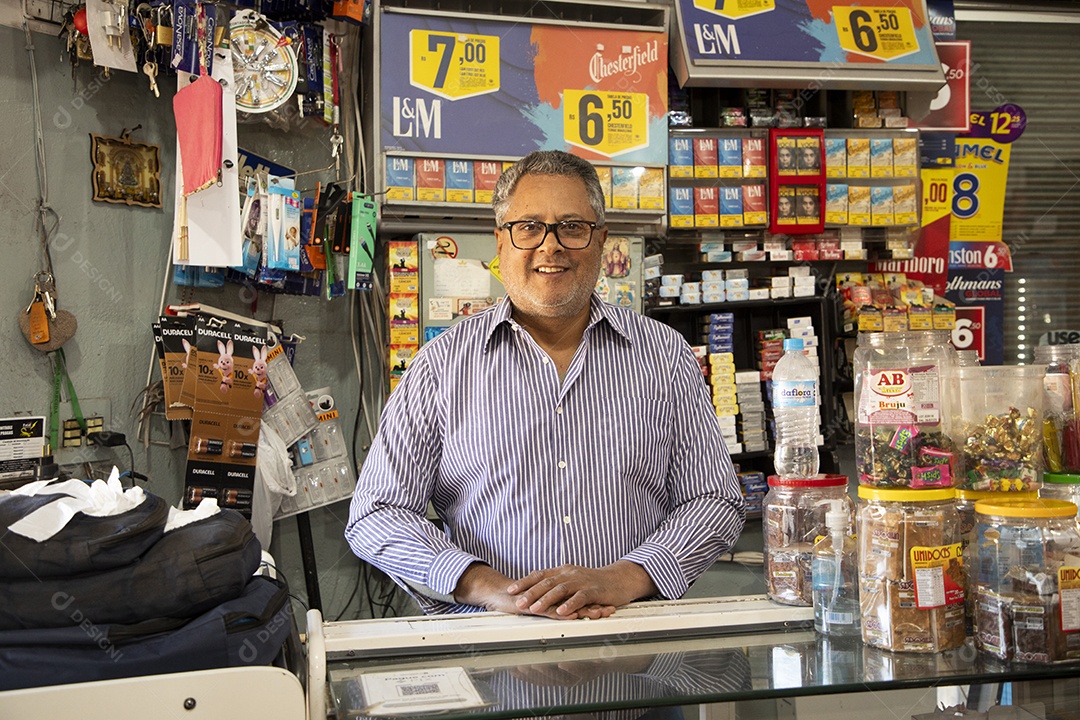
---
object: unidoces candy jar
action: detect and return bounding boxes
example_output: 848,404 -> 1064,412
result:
971,497 -> 1080,664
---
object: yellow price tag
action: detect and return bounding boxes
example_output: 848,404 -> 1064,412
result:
834,6 -> 920,61
563,90 -> 649,159
920,168 -> 952,226
410,30 -> 500,100
692,0 -> 774,20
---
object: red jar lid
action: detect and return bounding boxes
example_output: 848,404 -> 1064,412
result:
767,474 -> 849,488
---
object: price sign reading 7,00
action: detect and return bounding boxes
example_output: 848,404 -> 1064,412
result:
409,30 -> 500,101
834,6 -> 920,61
563,90 -> 649,159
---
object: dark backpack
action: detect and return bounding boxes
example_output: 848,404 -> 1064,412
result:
0,508 -> 261,631
0,575 -> 295,691
0,490 -> 168,579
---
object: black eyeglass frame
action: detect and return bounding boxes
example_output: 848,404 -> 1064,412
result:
498,219 -> 602,250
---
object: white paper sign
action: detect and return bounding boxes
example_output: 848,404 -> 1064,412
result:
433,258 -> 492,298
359,667 -> 486,716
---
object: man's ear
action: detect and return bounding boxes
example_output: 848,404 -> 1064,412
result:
494,225 -> 505,254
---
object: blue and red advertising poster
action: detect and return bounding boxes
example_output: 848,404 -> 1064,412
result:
380,13 -> 668,164
945,267 -> 1004,366
674,0 -> 940,66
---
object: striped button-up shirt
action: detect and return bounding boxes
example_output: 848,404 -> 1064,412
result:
345,295 -> 745,614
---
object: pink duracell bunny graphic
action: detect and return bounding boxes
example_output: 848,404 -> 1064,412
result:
251,345 -> 269,399
214,339 -> 234,393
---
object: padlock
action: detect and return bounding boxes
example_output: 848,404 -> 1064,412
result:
155,5 -> 173,47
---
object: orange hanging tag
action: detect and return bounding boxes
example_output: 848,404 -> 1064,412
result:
28,301 -> 50,344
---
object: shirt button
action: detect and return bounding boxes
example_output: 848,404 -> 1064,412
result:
558,460 -> 567,469
542,357 -> 549,364
563,516 -> 572,524
556,406 -> 563,415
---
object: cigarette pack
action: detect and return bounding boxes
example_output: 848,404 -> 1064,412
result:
474,160 -> 501,204
596,166 -> 612,208
797,136 -> 821,176
638,168 -> 665,209
743,183 -> 767,225
445,160 -> 474,203
870,138 -> 894,178
669,136 -> 694,178
776,185 -> 797,226
719,138 -> 743,178
848,185 -> 871,225
871,185 -> 894,226
694,137 -> 719,178
826,183 -> 848,225
796,186 -> 820,225
416,158 -> 445,202
894,184 -> 917,225
720,186 -> 744,227
694,186 -> 719,228
894,137 -> 917,177
742,137 -> 767,177
847,138 -> 870,178
384,156 -> 415,201
825,138 -> 847,178
611,168 -> 639,209
776,136 -> 798,176
669,186 -> 694,228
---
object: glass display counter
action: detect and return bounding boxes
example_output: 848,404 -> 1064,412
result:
307,596 -> 1080,720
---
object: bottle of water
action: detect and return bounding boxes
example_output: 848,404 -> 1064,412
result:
771,337 -> 819,478
812,501 -> 861,636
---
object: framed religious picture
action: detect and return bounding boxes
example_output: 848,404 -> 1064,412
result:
90,129 -> 162,208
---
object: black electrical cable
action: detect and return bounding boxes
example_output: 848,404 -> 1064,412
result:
333,563 -> 364,622
122,442 -> 147,482
351,292 -> 365,463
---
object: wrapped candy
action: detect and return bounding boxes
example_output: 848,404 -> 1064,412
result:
856,424 -> 959,488
961,407 -> 1042,491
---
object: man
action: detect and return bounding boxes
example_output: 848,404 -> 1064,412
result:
345,151 -> 745,620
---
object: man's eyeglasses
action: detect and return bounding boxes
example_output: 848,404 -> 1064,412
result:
498,220 -> 600,250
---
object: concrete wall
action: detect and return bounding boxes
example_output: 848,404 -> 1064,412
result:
0,24 -> 396,621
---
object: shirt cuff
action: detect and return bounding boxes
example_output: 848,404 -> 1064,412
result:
622,543 -> 687,600
426,547 -> 484,596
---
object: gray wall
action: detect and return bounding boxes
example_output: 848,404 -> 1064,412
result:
0,24 -> 393,622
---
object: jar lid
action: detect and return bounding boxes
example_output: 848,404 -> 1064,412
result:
1043,473 -> 1080,485
974,497 -> 1079,518
857,486 -> 956,502
955,489 -> 1038,501
767,474 -> 849,488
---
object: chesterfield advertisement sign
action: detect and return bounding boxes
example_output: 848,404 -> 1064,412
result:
381,13 -> 668,164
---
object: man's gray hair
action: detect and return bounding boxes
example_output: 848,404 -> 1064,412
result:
491,151 -> 606,228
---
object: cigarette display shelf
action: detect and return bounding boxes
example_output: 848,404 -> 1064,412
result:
379,151 -> 668,237
646,291 -> 845,472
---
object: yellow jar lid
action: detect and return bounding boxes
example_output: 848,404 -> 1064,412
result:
974,498 -> 1079,518
858,486 -> 956,502
956,489 -> 1037,502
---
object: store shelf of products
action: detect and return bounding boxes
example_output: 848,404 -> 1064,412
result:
647,293 -> 842,478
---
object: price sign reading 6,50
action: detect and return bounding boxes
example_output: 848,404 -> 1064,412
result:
409,30 -> 500,101
834,6 -> 920,61
563,90 -> 649,158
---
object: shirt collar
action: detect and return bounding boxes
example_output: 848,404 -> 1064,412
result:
483,294 -> 632,353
